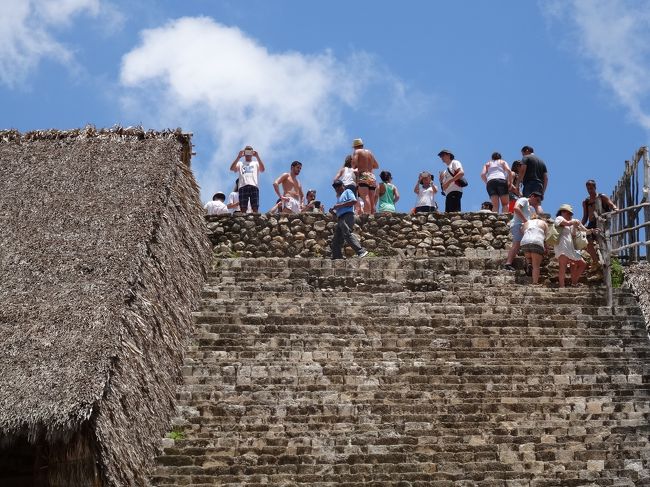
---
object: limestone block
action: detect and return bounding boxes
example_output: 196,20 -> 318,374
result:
587,459 -> 605,471
312,220 -> 327,231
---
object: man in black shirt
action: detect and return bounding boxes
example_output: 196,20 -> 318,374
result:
518,146 -> 548,210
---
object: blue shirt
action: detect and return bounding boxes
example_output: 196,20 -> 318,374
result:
335,189 -> 356,217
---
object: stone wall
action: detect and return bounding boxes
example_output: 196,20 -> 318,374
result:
206,212 -> 512,258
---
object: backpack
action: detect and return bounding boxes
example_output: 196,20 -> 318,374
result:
545,223 -> 560,247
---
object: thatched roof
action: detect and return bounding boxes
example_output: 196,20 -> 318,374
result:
0,127 -> 211,485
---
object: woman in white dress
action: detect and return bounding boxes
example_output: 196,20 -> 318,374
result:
520,214 -> 548,284
554,204 -> 587,288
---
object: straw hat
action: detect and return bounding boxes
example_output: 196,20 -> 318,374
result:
352,138 -> 364,148
557,204 -> 574,214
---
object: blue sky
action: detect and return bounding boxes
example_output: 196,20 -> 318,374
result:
2,0 -> 650,214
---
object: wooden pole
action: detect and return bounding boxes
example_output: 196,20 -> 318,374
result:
599,214 -> 613,310
643,147 -> 650,260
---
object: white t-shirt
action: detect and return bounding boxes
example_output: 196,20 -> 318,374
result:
227,191 -> 252,213
441,159 -> 464,193
237,159 -> 260,187
511,197 -> 534,227
415,186 -> 436,207
205,200 -> 229,216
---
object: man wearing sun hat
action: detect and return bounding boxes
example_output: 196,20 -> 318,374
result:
503,191 -> 544,271
351,138 -> 379,214
554,203 -> 587,287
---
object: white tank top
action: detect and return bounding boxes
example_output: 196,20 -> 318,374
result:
485,160 -> 508,181
340,167 -> 356,186
521,220 -> 545,247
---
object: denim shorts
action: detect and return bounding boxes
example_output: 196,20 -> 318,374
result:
511,222 -> 524,242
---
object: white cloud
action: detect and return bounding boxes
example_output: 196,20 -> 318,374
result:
0,0 -> 118,87
544,0 -> 650,130
119,16 -> 425,198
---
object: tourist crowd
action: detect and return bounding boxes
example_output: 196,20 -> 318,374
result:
204,140 -> 617,284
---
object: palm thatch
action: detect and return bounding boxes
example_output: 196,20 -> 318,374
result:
0,127 -> 211,486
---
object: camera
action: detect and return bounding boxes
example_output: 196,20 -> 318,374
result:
313,201 -> 321,209
244,149 -> 253,156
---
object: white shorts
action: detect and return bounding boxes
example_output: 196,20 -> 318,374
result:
283,196 -> 301,213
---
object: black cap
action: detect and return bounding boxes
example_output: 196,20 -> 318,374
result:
332,179 -> 344,187
530,191 -> 544,201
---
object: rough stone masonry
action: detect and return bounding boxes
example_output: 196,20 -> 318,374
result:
207,212 -> 511,259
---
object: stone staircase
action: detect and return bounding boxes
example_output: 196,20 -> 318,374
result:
150,256 -> 650,486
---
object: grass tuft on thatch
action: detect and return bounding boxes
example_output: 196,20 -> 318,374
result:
0,126 -> 210,485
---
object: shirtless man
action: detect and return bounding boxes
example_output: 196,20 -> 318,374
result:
581,179 -> 617,268
351,138 -> 379,214
273,161 -> 304,213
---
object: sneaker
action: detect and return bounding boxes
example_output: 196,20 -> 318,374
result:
503,264 -> 516,271
358,250 -> 369,258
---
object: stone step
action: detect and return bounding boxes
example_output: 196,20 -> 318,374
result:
211,256 -> 509,271
193,304 -> 643,321
192,310 -> 645,326
209,276 -> 592,294
188,334 -> 647,348
182,420 -> 650,443
155,448 -> 650,475
178,382 -> 650,400
177,387 -> 650,405
189,330 -> 647,348
150,468 -> 643,487
191,322 -> 647,340
184,353 -> 650,368
203,288 -> 636,307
